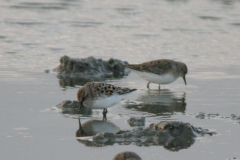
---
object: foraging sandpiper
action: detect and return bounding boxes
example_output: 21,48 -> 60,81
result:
126,59 -> 188,89
77,82 -> 137,120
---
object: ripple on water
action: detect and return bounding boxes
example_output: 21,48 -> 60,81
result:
115,6 -> 141,16
0,35 -> 6,39
132,34 -> 160,38
230,23 -> 240,26
198,16 -> 223,21
4,20 -> 46,26
10,2 -> 70,10
5,52 -> 17,54
111,25 -> 138,28
60,21 -> 104,28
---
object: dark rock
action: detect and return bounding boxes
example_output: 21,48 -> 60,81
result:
149,121 -> 215,137
123,132 -> 134,138
56,100 -> 92,115
116,130 -> 130,134
127,117 -> 145,127
53,55 -> 130,87
141,128 -> 156,136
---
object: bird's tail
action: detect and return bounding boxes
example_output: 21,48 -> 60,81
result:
119,88 -> 137,95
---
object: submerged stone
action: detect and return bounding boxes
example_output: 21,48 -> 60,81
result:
56,100 -> 92,115
194,112 -> 240,124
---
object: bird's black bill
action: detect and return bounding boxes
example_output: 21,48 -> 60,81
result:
79,102 -> 83,112
183,76 -> 187,85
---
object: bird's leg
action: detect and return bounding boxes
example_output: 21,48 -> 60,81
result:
76,118 -> 85,137
158,84 -> 161,90
78,101 -> 83,113
147,82 -> 150,89
78,119 -> 84,135
78,103 -> 81,112
102,109 -> 108,121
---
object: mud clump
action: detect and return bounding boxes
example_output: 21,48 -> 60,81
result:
56,100 -> 92,115
53,55 -> 130,84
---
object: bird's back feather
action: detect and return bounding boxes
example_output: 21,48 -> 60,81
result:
126,59 -> 174,75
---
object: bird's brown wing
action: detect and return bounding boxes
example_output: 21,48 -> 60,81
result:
91,83 -> 137,97
90,83 -> 117,97
140,59 -> 173,75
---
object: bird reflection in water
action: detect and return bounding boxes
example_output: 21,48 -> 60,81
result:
74,119 -> 213,151
124,89 -> 186,116
76,119 -> 120,147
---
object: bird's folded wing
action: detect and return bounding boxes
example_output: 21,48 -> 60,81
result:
140,60 -> 173,75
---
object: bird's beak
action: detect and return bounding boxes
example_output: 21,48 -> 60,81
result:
183,76 -> 187,85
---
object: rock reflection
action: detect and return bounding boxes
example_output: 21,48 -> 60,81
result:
57,73 -> 128,88
124,90 -> 186,116
57,75 -> 88,88
56,100 -> 92,115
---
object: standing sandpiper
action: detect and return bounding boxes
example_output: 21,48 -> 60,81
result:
126,59 -> 188,89
77,82 -> 137,120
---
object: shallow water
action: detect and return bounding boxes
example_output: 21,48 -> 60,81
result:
1,0 -> 240,159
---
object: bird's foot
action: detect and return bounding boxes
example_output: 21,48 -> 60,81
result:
102,109 -> 108,121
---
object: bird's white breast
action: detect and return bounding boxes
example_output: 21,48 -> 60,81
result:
90,94 -> 124,109
134,70 -> 177,84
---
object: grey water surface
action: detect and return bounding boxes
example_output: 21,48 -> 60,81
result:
1,0 -> 240,159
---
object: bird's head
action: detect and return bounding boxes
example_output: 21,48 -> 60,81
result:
179,62 -> 188,85
77,87 -> 89,106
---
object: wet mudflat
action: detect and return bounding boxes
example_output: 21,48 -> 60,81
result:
1,0 -> 240,159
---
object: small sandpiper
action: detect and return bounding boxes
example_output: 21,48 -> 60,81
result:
126,59 -> 188,89
77,82 -> 137,120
